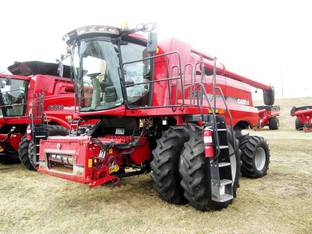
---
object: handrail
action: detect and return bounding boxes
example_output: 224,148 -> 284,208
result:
121,51 -> 237,160
215,87 -> 234,129
183,63 -> 193,105
215,86 -> 236,156
195,82 -> 220,158
122,51 -> 184,110
210,57 -> 220,159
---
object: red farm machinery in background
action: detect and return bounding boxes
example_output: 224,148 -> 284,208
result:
256,105 -> 280,130
38,24 -> 274,211
0,61 -> 78,170
291,106 -> 312,132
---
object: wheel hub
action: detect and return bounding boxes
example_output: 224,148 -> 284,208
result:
254,147 -> 266,171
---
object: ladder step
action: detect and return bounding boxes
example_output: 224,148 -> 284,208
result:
219,145 -> 229,149
218,194 -> 233,202
218,162 -> 231,167
220,179 -> 232,186
217,128 -> 227,131
36,145 -> 40,147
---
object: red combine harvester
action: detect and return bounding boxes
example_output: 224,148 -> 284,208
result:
256,105 -> 280,130
0,61 -> 75,170
291,106 -> 312,132
39,24 -> 274,210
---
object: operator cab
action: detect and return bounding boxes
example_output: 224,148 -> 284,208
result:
0,77 -> 27,117
65,25 -> 155,113
0,61 -> 73,118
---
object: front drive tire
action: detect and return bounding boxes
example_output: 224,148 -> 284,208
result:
179,129 -> 240,211
150,126 -> 190,204
239,136 -> 270,178
18,125 -> 69,171
18,137 -> 36,170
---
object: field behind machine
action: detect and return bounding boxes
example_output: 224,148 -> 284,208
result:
0,98 -> 312,234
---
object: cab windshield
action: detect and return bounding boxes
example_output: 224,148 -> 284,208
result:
73,38 -> 148,111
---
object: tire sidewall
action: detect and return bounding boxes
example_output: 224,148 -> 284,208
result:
27,139 -> 37,169
150,126 -> 190,204
18,136 -> 36,171
47,125 -> 69,136
269,117 -> 279,130
227,130 -> 241,197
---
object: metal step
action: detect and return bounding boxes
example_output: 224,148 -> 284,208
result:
218,194 -> 233,202
219,145 -> 229,149
35,135 -> 47,138
218,162 -> 231,167
217,128 -> 227,131
220,179 -> 232,186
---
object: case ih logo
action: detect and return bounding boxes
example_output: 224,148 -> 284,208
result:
56,143 -> 62,150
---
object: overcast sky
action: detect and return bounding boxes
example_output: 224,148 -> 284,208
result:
0,0 -> 311,98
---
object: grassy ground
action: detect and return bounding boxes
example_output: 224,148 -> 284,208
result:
0,98 -> 312,233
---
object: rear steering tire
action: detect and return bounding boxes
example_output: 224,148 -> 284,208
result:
239,135 -> 270,178
150,125 -> 190,204
179,128 -> 240,211
18,125 -> 69,171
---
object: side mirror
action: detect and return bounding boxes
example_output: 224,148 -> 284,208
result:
57,57 -> 64,77
147,32 -> 157,53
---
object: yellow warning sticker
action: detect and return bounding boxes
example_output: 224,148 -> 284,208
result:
109,164 -> 119,174
88,159 -> 92,168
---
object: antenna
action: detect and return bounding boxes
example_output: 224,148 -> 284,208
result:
280,65 -> 284,98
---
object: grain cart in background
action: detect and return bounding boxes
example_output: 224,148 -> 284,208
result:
0,61 -> 76,169
291,106 -> 312,132
39,24 -> 274,211
256,105 -> 280,130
